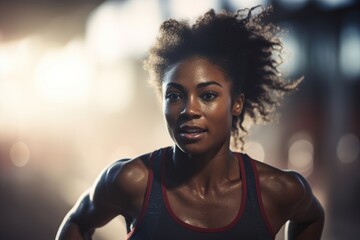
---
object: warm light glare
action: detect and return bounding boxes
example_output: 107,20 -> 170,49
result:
0,46 -> 11,75
337,133 -> 360,164
35,40 -> 92,104
108,145 -> 136,163
60,178 -> 89,205
169,0 -> 221,24
92,61 -> 135,112
245,141 -> 265,162
0,38 -> 34,77
10,141 -> 31,167
86,0 -> 162,62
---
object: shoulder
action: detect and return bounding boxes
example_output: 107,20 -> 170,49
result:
254,160 -> 308,209
250,159 -> 316,231
90,151 -> 154,215
245,156 -> 323,233
109,153 -> 151,199
107,152 -> 153,197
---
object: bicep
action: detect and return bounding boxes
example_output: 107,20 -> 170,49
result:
65,160 -> 129,231
56,191 -> 106,240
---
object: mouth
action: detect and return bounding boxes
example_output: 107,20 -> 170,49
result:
178,125 -> 207,141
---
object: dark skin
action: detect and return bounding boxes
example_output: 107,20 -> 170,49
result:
56,56 -> 324,240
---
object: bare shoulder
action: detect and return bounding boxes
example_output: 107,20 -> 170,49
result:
250,159 -> 320,232
86,151 -> 153,220
254,160 -> 308,208
252,159 -> 317,227
101,153 -> 152,211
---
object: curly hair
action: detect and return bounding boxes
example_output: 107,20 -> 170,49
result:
144,6 -> 302,149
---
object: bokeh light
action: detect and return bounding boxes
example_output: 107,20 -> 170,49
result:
86,0 -> 162,63
228,0 -> 269,9
288,133 -> 314,177
340,22 -> 360,78
10,141 -> 31,167
168,0 -> 221,23
279,26 -> 305,76
337,133 -> 360,164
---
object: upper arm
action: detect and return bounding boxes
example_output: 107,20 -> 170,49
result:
66,159 -> 130,231
286,172 -> 324,223
57,155 -> 151,240
284,172 -> 325,240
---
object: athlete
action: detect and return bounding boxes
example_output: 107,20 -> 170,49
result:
56,7 -> 324,240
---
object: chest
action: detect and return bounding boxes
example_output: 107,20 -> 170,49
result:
128,178 -> 273,240
127,150 -> 275,240
164,182 -> 243,228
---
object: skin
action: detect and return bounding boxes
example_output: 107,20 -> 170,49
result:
56,56 -> 324,240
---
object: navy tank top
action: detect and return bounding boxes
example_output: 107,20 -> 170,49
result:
126,147 -> 275,240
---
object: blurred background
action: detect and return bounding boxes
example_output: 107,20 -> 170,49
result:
0,0 -> 359,239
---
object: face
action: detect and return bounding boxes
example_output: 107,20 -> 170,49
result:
162,56 -> 243,155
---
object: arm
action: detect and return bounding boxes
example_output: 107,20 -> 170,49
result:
56,159 -> 130,240
285,172 -> 324,240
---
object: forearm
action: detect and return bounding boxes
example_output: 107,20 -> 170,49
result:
56,220 -> 94,240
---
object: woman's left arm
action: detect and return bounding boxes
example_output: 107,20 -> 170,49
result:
285,172 -> 325,240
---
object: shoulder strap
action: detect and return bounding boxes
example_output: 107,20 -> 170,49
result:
241,154 -> 275,239
127,147 -> 165,239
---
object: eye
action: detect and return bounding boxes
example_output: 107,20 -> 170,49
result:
165,92 -> 182,102
201,92 -> 218,101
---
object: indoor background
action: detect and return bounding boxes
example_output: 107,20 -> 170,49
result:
0,0 -> 359,239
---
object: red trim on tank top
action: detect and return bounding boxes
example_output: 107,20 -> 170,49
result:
249,156 -> 276,239
161,149 -> 247,233
127,151 -> 156,239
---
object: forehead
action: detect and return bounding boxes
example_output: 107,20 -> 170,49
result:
162,56 -> 230,87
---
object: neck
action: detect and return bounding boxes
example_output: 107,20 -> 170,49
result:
167,144 -> 239,194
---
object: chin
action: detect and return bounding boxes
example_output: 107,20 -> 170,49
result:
175,142 -> 210,156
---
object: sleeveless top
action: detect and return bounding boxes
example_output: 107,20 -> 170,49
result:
126,147 -> 275,240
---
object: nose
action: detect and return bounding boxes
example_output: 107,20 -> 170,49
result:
181,96 -> 201,119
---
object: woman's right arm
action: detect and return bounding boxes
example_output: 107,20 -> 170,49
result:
56,158 -> 149,240
55,192 -> 102,240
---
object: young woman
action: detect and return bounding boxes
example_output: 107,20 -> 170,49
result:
56,7 -> 324,240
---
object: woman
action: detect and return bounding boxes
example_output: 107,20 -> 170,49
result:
56,7 -> 324,240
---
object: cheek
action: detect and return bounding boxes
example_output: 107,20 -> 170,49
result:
211,106 -> 234,134
207,100 -> 233,121
163,104 -> 177,127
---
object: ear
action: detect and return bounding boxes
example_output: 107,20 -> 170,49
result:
232,93 -> 244,116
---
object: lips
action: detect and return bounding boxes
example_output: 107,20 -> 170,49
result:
178,125 -> 207,141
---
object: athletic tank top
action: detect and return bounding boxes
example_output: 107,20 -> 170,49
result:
126,147 -> 275,240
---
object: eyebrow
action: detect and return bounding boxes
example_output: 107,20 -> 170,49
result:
165,81 -> 223,90
197,81 -> 223,88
